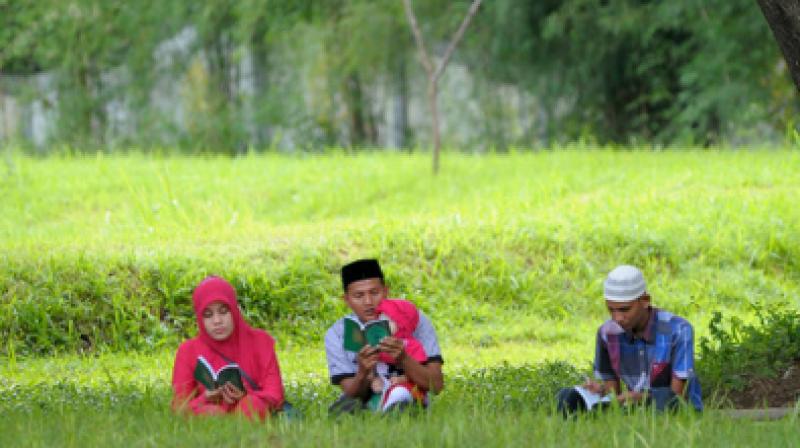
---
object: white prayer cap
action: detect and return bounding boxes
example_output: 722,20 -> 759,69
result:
603,265 -> 647,301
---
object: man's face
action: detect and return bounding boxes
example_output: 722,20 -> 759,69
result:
343,278 -> 387,322
605,296 -> 650,332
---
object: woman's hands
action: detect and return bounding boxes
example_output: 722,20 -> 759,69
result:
205,387 -> 224,404
205,383 -> 246,405
221,382 -> 246,404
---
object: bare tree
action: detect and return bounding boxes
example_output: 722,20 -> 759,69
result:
403,0 -> 483,174
757,0 -> 800,92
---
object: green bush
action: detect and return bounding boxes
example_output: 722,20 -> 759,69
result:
0,252 -> 345,356
698,304 -> 800,395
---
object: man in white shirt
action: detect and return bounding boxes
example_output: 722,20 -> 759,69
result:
324,258 -> 444,413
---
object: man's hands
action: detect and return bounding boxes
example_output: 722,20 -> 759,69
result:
616,390 -> 645,405
342,337 -> 443,396
340,345 -> 380,399
583,378 -> 647,405
357,345 -> 380,371
205,382 -> 246,406
582,379 -> 606,395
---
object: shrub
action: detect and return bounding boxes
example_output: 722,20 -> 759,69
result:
698,304 -> 800,395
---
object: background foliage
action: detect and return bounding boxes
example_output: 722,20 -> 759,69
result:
1,0 -> 797,152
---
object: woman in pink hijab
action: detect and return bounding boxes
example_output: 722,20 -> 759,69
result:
171,276 -> 284,419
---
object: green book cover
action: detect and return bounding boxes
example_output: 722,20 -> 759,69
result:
343,318 -> 391,352
193,356 -> 245,391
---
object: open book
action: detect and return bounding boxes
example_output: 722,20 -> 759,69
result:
343,317 -> 391,352
193,355 -> 244,391
574,386 -> 613,410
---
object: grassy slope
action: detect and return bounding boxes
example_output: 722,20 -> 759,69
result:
2,150 -> 798,355
2,149 -> 800,445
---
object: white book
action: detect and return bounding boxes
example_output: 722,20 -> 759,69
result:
574,386 -> 613,410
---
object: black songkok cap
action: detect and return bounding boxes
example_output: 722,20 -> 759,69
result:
341,259 -> 384,291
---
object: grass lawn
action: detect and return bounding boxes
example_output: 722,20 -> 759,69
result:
1,148 -> 799,445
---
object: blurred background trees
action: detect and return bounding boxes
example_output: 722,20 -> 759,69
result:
0,0 -> 796,153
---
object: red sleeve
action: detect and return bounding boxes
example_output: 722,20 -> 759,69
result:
171,340 -> 209,414
246,332 -> 285,415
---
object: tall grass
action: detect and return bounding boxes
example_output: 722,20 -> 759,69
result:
3,391 -> 799,447
1,351 -> 798,447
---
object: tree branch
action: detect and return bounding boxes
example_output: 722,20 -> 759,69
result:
402,0 -> 434,77
402,0 -> 483,174
432,0 -> 483,83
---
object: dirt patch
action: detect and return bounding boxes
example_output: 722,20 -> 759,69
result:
727,360 -> 800,408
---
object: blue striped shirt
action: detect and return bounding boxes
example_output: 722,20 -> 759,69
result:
594,307 -> 703,411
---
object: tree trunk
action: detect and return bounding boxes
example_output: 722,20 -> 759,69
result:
1,86 -> 15,176
428,80 -> 440,172
403,0 -> 483,174
394,55 -> 409,150
250,34 -> 271,147
76,65 -> 105,147
757,0 -> 800,92
345,72 -> 376,147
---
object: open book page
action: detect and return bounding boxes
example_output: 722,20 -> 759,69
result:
363,320 -> 390,346
194,355 -> 244,390
343,317 -> 391,351
216,365 -> 244,391
343,317 -> 368,352
574,386 -> 613,410
194,356 -> 217,390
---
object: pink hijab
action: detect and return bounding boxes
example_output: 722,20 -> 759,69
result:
192,276 -> 260,379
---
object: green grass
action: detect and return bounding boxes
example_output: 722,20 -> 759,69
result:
3,388 -> 800,447
2,351 -> 799,447
2,149 -> 798,355
2,148 -> 800,445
